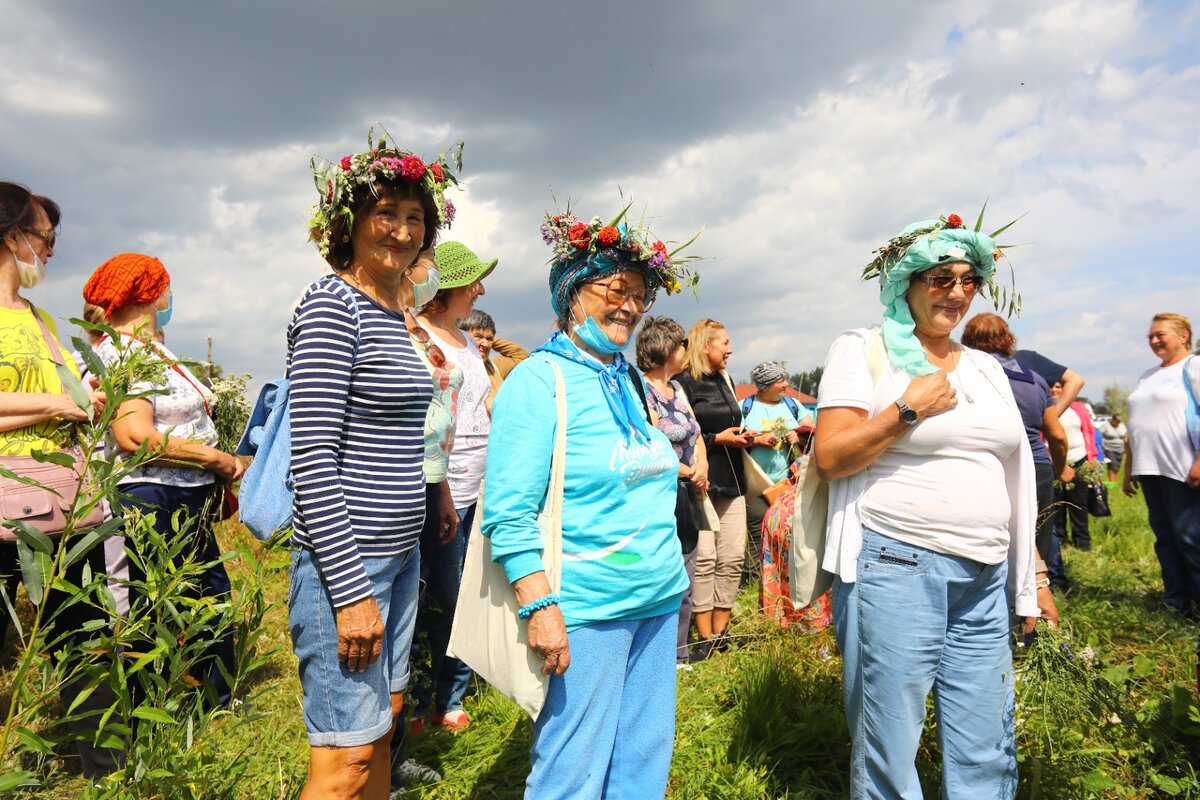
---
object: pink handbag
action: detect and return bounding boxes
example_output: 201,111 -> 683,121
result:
0,306 -> 106,541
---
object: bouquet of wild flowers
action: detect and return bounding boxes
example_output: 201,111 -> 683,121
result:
209,373 -> 251,456
1056,459 -> 1105,490
1015,624 -> 1127,785
760,417 -> 793,451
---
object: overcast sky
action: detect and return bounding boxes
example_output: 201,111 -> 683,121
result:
3,0 -> 1198,399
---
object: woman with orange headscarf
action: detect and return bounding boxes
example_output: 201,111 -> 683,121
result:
84,253 -> 245,706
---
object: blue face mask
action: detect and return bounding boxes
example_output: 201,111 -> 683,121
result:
408,266 -> 440,310
156,294 -> 173,329
572,302 -> 625,355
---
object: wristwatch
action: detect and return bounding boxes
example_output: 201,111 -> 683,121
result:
895,399 -> 919,426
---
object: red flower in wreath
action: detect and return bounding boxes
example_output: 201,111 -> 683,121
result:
399,155 -> 427,181
946,213 -> 964,228
340,155 -> 354,171
652,240 -> 668,255
429,162 -> 444,183
597,226 -> 620,247
568,223 -> 591,250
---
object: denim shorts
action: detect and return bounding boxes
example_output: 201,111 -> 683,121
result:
289,545 -> 420,747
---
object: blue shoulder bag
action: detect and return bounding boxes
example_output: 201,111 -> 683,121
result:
1183,355 -> 1200,452
235,285 -> 362,541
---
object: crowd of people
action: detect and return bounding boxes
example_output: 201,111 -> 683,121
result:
1,133 -> 1198,799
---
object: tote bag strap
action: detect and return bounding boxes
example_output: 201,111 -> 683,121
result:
28,303 -> 93,420
27,304 -> 65,368
532,355 -> 567,589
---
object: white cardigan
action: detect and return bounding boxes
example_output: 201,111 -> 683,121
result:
818,328 -> 1040,617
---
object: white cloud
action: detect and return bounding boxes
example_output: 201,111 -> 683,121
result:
3,0 -> 1198,398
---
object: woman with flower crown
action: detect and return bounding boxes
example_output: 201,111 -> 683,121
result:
287,134 -> 460,799
482,206 -> 698,798
813,212 -> 1054,797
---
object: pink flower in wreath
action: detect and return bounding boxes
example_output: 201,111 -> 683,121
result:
400,155 -> 427,181
340,155 -> 354,171
444,198 -> 457,225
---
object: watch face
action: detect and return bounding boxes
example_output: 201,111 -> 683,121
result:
901,408 -> 919,424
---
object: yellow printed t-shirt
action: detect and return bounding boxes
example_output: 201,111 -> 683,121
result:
0,305 -> 80,457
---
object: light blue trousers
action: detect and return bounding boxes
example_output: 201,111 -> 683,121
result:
833,528 -> 1017,800
526,612 -> 677,800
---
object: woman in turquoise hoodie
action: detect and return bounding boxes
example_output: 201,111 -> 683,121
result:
483,206 -> 699,799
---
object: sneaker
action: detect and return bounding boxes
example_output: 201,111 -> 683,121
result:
393,758 -> 442,787
687,639 -> 714,663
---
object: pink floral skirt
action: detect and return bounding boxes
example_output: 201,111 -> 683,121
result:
759,478 -> 833,632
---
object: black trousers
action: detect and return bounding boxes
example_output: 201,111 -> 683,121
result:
0,538 -> 124,777
1053,459 -> 1091,550
117,482 -> 236,708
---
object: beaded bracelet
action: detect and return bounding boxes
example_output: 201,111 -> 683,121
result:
1035,578 -> 1051,589
518,593 -> 560,620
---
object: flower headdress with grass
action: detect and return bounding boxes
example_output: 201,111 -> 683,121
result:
308,127 -> 463,257
861,203 -> 1024,376
541,201 -> 702,316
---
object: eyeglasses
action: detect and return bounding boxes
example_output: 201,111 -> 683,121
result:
585,278 -> 655,311
407,325 -> 446,369
22,227 -> 57,249
912,273 -> 983,294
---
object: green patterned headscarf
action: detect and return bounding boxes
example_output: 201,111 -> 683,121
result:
871,218 -> 998,376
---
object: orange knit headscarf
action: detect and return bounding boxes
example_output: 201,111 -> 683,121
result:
83,253 -> 171,318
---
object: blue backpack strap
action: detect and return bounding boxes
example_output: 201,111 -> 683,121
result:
1184,356 -> 1199,407
741,396 -> 754,417
783,395 -> 801,421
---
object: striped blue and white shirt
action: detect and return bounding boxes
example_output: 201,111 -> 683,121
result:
287,275 -> 431,607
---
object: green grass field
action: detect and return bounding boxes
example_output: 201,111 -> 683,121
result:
5,489 -> 1199,798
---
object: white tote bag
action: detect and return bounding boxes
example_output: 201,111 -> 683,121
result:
446,358 -> 565,721
789,329 -> 887,608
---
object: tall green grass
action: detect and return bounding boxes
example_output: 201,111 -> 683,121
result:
5,491 -> 1197,798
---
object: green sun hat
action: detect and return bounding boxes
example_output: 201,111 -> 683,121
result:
434,241 -> 497,288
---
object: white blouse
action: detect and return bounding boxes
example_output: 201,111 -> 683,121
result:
96,337 -> 217,488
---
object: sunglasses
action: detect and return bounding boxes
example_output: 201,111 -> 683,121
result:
407,324 -> 446,370
22,227 -> 57,249
912,273 -> 983,293
585,278 -> 655,312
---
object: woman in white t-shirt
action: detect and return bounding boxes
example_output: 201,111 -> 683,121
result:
1124,312 -> 1200,618
412,240 -> 496,732
814,214 -> 1053,797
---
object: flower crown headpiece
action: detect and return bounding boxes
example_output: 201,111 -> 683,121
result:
861,203 -> 1025,316
308,127 -> 464,256
540,202 -> 702,296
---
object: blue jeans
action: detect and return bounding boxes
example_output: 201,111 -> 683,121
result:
410,501 -> 475,716
527,612 -> 677,800
289,545 -> 420,747
833,528 -> 1017,799
1140,475 -> 1200,612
